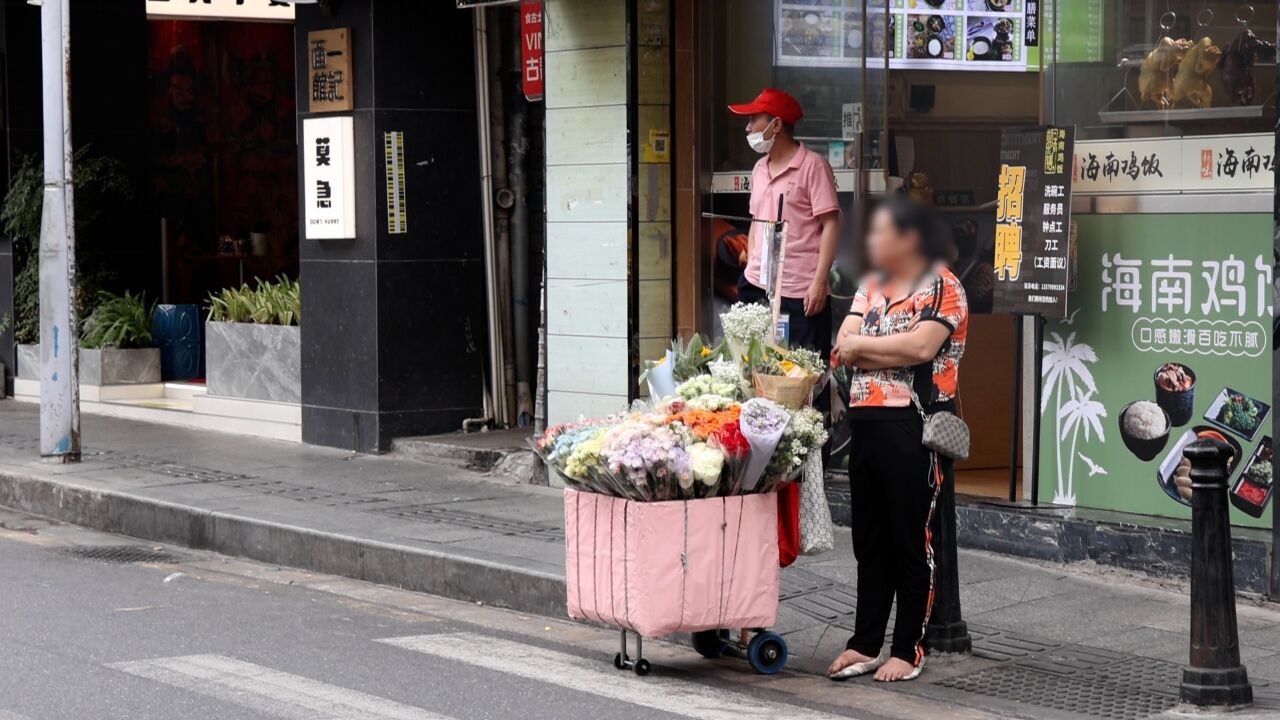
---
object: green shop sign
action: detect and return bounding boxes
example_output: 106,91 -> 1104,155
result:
1038,213 -> 1273,529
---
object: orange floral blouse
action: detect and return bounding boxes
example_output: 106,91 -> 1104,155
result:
847,266 -> 969,409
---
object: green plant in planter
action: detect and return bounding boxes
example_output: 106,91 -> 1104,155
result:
208,275 -> 300,327
1,150 -> 131,345
81,291 -> 153,349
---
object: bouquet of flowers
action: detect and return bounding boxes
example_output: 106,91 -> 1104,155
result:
737,398 -> 791,493
639,335 -> 731,400
748,340 -> 825,409
765,406 -> 828,481
720,302 -> 773,360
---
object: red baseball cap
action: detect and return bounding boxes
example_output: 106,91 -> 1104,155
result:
728,88 -> 804,125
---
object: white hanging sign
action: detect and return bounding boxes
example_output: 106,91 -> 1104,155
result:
1073,133 -> 1274,195
303,116 -> 356,241
146,0 -> 294,21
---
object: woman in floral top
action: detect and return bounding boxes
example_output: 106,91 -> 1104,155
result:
827,196 -> 969,683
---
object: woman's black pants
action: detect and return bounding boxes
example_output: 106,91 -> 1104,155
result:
844,413 -> 948,666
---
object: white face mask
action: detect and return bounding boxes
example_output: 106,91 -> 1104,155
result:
747,118 -> 779,154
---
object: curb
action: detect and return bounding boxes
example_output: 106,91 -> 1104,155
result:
0,469 -> 569,618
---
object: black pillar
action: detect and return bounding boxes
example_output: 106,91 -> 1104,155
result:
1180,440 -> 1252,708
927,459 -> 971,654
295,1 -> 487,453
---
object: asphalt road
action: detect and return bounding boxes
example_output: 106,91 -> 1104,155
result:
0,507 -> 993,720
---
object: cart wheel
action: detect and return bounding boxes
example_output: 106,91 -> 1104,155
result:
747,632 -> 788,675
691,630 -> 730,659
613,653 -> 626,670
634,659 -> 651,676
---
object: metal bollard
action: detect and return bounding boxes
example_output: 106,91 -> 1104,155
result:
926,456 -> 972,654
1180,439 -> 1252,708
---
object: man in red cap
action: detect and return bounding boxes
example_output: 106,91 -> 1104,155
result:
728,88 -> 841,359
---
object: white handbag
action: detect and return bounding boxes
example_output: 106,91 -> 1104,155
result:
798,451 -> 834,556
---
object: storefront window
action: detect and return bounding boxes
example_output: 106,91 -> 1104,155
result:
1047,0 -> 1276,141
698,0 -> 889,335
1037,0 -> 1276,527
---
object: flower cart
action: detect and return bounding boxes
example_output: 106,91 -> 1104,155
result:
535,311 -> 832,676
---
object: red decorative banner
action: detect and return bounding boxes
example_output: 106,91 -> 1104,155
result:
520,1 -> 544,102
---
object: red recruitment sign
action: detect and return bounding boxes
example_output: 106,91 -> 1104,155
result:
520,1 -> 544,101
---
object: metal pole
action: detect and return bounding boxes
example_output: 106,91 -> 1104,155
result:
468,7 -> 503,431
38,0 -> 79,462
1180,439 -> 1252,707
1007,314 -> 1023,502
1029,314 -> 1043,504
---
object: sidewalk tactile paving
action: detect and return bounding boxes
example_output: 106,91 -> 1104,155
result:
370,503 -> 565,542
786,587 -> 859,625
779,568 -> 837,600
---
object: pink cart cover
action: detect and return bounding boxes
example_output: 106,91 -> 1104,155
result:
563,489 -> 781,638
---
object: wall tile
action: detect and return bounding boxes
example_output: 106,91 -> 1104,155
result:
545,0 -> 626,52
300,259 -> 379,413
546,106 -> 628,166
638,279 -> 672,339
545,46 -> 627,109
546,164 -> 628,223
636,46 -> 670,105
547,335 -> 628,395
637,222 -> 672,281
638,163 -> 672,222
546,279 -> 628,338
547,222 -> 628,280
548,390 -> 630,425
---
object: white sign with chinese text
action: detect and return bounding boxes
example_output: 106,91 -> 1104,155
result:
841,103 -> 863,141
303,116 -> 355,241
1074,133 -> 1274,195
145,0 -> 294,21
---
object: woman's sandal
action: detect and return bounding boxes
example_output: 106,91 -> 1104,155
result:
875,658 -> 925,682
828,648 -> 889,680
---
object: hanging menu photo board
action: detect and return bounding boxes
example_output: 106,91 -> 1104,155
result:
774,0 -> 1032,72
992,125 -> 1074,317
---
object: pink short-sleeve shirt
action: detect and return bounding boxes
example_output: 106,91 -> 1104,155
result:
744,143 -> 841,299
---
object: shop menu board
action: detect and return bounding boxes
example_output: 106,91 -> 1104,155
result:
1036,213 -> 1273,529
991,125 -> 1074,318
775,0 -> 1031,71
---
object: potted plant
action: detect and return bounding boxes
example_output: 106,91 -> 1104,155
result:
1,150 -> 129,381
79,291 -> 161,386
205,275 -> 300,404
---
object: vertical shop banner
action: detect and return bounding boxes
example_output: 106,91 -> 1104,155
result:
520,1 -> 545,102
384,131 -> 408,235
303,116 -> 356,241
1023,0 -> 1038,46
308,29 -> 354,113
1037,213 -> 1272,529
992,125 -> 1074,318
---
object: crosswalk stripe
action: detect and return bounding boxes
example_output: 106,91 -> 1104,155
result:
109,654 -> 450,720
378,632 -> 848,720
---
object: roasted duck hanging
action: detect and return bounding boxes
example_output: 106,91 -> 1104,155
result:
1171,37 -> 1223,108
1140,37 -> 1191,110
1221,27 -> 1276,105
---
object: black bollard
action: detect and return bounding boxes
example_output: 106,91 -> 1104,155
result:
1180,439 -> 1252,708
926,456 -> 972,654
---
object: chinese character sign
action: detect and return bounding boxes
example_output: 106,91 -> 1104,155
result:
1072,134 -> 1274,195
992,125 -> 1075,317
1037,213 -> 1272,528
307,28 -> 354,113
303,117 -> 355,240
520,1 -> 544,101
146,0 -> 294,21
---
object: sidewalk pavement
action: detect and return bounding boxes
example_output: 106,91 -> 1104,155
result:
1,401 -> 1278,719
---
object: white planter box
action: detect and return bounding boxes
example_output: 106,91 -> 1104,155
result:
205,322 -> 301,404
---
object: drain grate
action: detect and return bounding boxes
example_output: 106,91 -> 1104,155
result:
370,504 -> 564,541
938,663 -> 1177,720
57,545 -> 183,564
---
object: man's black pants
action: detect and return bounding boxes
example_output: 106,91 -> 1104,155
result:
735,280 -> 832,360
845,412 -> 949,666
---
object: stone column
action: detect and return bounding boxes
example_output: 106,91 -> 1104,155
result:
295,1 -> 487,452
